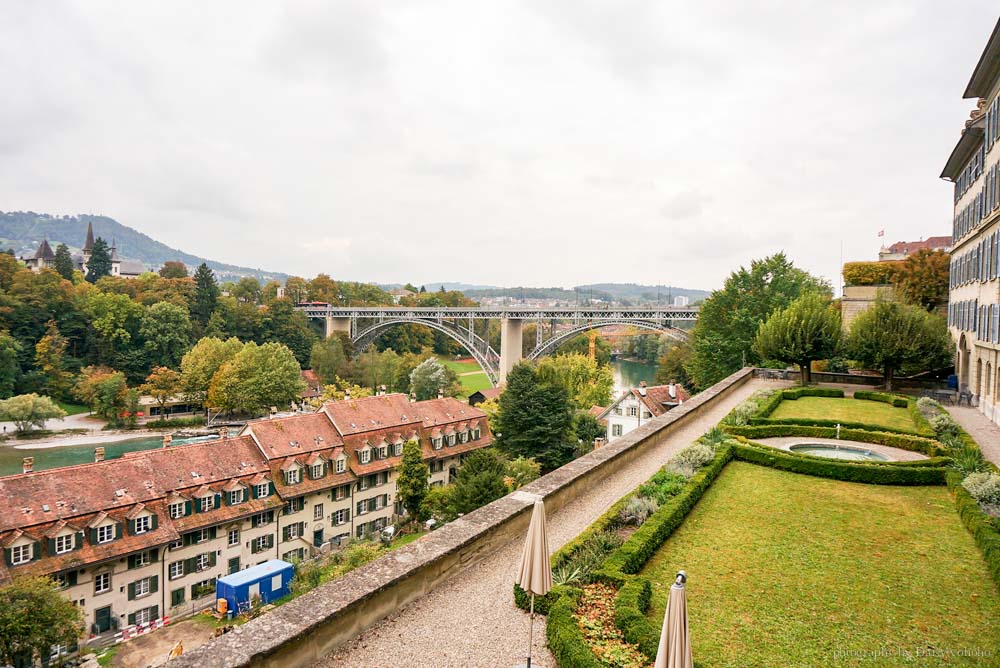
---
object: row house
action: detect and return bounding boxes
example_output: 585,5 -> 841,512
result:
0,394 -> 492,640
597,382 -> 691,441
942,17 -> 1000,424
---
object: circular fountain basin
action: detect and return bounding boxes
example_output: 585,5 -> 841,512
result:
789,443 -> 888,462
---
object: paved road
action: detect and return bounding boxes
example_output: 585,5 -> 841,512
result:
946,406 -> 1000,467
318,378 -> 778,668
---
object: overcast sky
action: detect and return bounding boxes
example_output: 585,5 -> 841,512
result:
1,2 -> 997,292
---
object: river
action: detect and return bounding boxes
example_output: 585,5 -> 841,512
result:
0,434 -> 220,477
611,358 -> 658,396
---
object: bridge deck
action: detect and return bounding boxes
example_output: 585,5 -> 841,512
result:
317,378 -> 776,668
296,306 -> 699,320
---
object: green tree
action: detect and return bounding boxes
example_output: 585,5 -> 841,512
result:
83,290 -> 143,362
159,261 -> 188,278
262,299 -> 317,365
555,332 -> 612,366
208,341 -> 305,414
0,576 -> 83,666
85,237 -> 113,283
34,322 -> 71,399
395,439 -> 430,520
0,330 -> 22,399
890,249 -> 950,312
74,366 -> 129,424
753,292 -> 842,385
310,336 -> 349,385
451,448 -> 508,514
535,353 -> 614,410
504,456 -> 541,489
419,485 -> 457,523
409,357 -> 460,400
0,393 -> 66,433
572,411 -> 604,448
233,276 -> 262,304
846,300 -> 952,390
140,366 -> 183,416
687,253 -> 830,389
53,243 -> 75,280
192,263 -> 220,327
180,336 -> 244,403
494,362 -> 575,470
140,301 -> 192,367
655,340 -> 692,389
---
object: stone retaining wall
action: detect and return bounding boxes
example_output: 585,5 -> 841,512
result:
169,368 -> 755,668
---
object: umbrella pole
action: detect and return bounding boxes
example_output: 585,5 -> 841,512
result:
527,593 -> 534,668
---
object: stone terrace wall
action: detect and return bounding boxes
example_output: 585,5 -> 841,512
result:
169,368 -> 755,668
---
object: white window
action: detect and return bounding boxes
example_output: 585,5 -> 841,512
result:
134,606 -> 155,626
627,406 -> 638,417
169,502 -> 185,519
168,540 -> 182,551
254,512 -> 273,526
472,428 -> 480,440
54,534 -> 74,554
286,468 -> 300,485
314,504 -> 324,521
613,407 -> 623,416
311,464 -> 324,479
394,442 -> 403,456
228,529 -> 240,547
458,431 -> 467,443
332,509 -> 348,526
378,445 -> 388,459
287,524 -> 301,539
97,524 -> 115,544
134,550 -> 152,568
432,438 -> 442,450
359,449 -> 371,464
231,489 -> 245,505
194,528 -> 210,543
52,573 -> 71,589
199,496 -> 214,512
169,562 -> 184,580
10,543 -> 32,565
196,554 -> 211,572
134,516 -> 151,534
358,476 -> 369,491
94,572 -> 111,594
611,424 -> 623,437
335,458 -> 346,474
335,485 -> 348,500
356,500 -> 368,516
447,434 -> 456,446
256,483 -> 270,498
134,577 -> 150,598
252,536 -> 270,553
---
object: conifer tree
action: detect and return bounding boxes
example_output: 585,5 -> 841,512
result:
396,439 -> 430,520
85,238 -> 113,283
192,263 -> 220,326
53,243 -> 75,280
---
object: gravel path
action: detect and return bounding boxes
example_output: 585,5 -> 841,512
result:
945,406 -> 1000,467
318,378 -> 777,668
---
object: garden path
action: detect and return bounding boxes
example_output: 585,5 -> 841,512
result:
946,406 -> 1000,467
317,378 -> 780,668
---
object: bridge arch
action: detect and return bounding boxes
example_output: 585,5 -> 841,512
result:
527,320 -> 689,361
351,319 -> 500,386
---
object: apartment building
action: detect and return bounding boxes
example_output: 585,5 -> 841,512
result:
942,18 -> 1000,424
0,394 -> 492,640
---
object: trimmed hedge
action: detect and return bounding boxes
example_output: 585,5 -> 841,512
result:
781,387 -> 845,400
747,416 -> 931,437
544,586 -> 604,668
599,445 -> 734,577
750,390 -> 935,439
614,577 -> 658,658
843,260 -> 900,286
731,441 -> 947,485
853,390 -> 907,407
724,424 -> 946,457
946,471 -> 1000,588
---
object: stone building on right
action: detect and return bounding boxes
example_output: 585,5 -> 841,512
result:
941,17 -> 1000,423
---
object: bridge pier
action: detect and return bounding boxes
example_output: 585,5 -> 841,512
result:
499,318 -> 523,385
324,316 -> 352,339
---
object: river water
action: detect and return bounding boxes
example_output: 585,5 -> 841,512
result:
611,358 -> 658,396
0,435 -> 220,477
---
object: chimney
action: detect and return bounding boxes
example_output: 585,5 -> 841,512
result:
437,388 -> 443,399
380,384 -> 387,396
638,381 -> 647,397
667,382 -> 676,399
162,435 -> 172,448
220,427 -> 229,440
94,447 -> 106,462
22,457 -> 34,474
409,392 -> 416,403
594,438 -> 605,450
344,388 -> 351,401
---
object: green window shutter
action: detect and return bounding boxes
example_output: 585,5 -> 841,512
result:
150,548 -> 159,563
31,542 -> 40,561
127,582 -> 136,600
127,519 -> 136,535
89,528 -> 98,545
268,535 -> 274,549
184,557 -> 196,575
269,482 -> 275,496
75,532 -> 84,550
184,501 -> 192,516
222,491 -> 230,506
115,522 -> 123,540
209,527 -> 217,540
48,538 -> 56,556
127,612 -> 136,627
2,549 -> 10,567
209,552 -> 217,567
151,605 -> 159,620
214,494 -> 221,509
68,571 -> 78,587
251,484 -> 258,499
128,555 -> 136,570
150,514 -> 158,531
150,575 -> 158,593
171,588 -> 184,606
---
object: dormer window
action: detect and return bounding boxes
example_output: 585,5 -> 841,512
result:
255,482 -> 270,498
134,516 -> 151,535
169,502 -> 186,519
472,427 -> 481,440
286,468 -> 301,485
432,437 -> 443,450
199,496 -> 214,513
359,448 -> 371,464
447,434 -> 456,446
335,457 -> 346,474
10,543 -> 33,565
378,445 -> 388,460
458,431 -> 468,443
96,524 -> 115,544
394,442 -> 404,456
310,463 -> 324,479
54,534 -> 74,554
229,489 -> 244,505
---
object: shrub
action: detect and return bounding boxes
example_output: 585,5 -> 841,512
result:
916,396 -> 942,418
619,497 -> 660,526
545,588 -> 604,668
947,471 -> 1000,588
666,442 -> 716,478
552,564 -> 584,586
781,387 -> 845,400
842,260 -> 900,286
929,413 -> 960,438
853,390 -> 907,407
963,471 -> 1000,507
613,578 -> 659,658
637,470 -> 688,505
952,445 -> 990,476
700,426 -> 727,446
145,416 -> 206,429
721,389 -> 776,427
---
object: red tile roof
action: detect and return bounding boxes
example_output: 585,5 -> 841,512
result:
244,413 -> 344,459
885,237 -> 951,255
635,384 -> 691,417
323,394 -> 421,435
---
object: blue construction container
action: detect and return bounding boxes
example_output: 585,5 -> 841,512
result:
216,559 -> 294,615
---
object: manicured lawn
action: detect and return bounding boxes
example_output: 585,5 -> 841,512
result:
458,372 -> 493,397
769,396 -> 918,432
56,401 -> 90,416
641,462 -> 1000,667
436,355 -> 485,375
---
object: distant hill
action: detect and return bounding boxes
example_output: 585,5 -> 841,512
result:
0,211 -> 287,282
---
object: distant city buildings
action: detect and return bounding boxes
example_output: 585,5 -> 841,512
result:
672,295 -> 689,307
877,236 -> 951,261
21,222 -> 145,278
941,17 -> 1000,424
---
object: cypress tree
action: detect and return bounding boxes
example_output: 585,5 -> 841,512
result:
53,243 -> 75,280
192,263 -> 220,326
85,238 -> 113,283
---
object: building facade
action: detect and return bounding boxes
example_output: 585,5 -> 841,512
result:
0,394 -> 492,640
597,382 -> 690,442
942,18 -> 1000,425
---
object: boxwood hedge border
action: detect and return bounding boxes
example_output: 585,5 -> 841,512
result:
750,389 -> 935,438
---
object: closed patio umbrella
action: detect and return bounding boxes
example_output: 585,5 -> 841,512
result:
515,497 -> 552,668
655,570 -> 693,668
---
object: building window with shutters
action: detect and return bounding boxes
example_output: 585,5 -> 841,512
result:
612,424 -> 623,437
335,458 -> 346,474
54,534 -> 74,554
10,543 -> 33,565
134,606 -> 156,626
133,550 -> 153,568
251,535 -> 271,553
192,579 -> 216,599
332,509 -> 349,526
134,516 -> 151,534
169,502 -> 185,519
314,504 -> 324,521
52,572 -> 73,589
196,554 -> 211,572
134,577 -> 151,598
199,496 -> 214,512
94,572 -> 111,594
193,528 -> 211,544
359,448 -> 371,464
310,464 -> 324,479
96,524 -> 115,544
229,489 -> 244,505
169,562 -> 184,580
286,468 -> 301,485
228,529 -> 240,547
171,588 -> 185,606
256,483 -> 270,498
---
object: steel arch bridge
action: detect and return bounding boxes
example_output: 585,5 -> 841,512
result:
295,305 -> 698,387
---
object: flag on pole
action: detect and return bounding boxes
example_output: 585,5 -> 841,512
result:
877,230 -> 884,237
